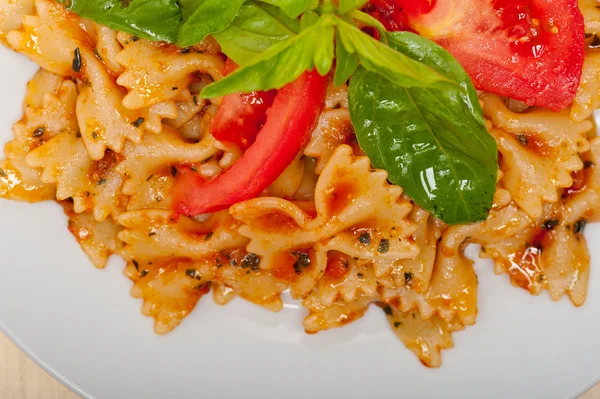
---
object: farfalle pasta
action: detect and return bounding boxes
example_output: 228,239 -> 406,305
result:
1,0 -> 599,369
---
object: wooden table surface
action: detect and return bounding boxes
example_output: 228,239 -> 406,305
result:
0,331 -> 598,398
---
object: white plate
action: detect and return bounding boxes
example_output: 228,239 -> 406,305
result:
1,45 -> 599,399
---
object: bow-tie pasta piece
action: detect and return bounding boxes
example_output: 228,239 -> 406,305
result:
483,94 -> 591,218
5,0 -> 89,76
26,132 -> 125,221
63,203 -> 123,269
483,139 -> 600,305
231,145 -> 418,298
381,303 -> 454,368
118,210 -> 249,262
115,32 -> 224,110
125,257 -> 214,334
1,69 -> 77,202
116,127 -> 218,211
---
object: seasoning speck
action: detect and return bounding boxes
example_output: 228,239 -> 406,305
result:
140,269 -> 149,278
404,272 -> 414,286
241,253 -> 260,271
517,134 -> 529,146
542,219 -> 560,230
358,232 -> 371,245
204,232 -> 213,241
72,48 -> 82,73
132,117 -> 145,128
383,305 -> 393,316
132,260 -> 139,271
378,239 -> 390,253
32,127 -> 45,138
574,219 -> 587,234
393,322 -> 402,328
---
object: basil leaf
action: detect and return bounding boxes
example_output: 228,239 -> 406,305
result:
177,0 -> 245,47
257,0 -> 318,18
201,14 -> 335,98
59,0 -> 182,43
334,32 -> 358,86
337,19 -> 456,91
338,0 -> 368,14
213,1 -> 299,66
349,32 -> 498,224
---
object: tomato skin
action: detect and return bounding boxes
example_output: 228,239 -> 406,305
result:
375,0 -> 585,111
370,0 -> 412,33
210,60 -> 277,150
173,70 -> 328,216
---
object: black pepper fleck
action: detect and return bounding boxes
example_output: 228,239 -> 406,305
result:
358,232 -> 371,245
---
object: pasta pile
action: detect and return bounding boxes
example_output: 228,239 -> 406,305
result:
1,0 -> 600,367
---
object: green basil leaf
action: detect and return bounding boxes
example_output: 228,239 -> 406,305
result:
177,0 -> 245,47
256,0 -> 318,18
338,0 -> 368,14
334,31 -> 358,86
349,32 -> 498,225
337,19 -> 456,91
58,0 -> 182,43
213,1 -> 299,66
201,14 -> 335,98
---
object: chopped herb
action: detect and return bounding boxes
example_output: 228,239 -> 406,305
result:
148,232 -> 157,237
190,165 -> 198,172
204,232 -> 213,241
131,36 -> 140,42
32,127 -> 45,138
404,272 -> 414,286
193,95 -> 198,106
132,260 -> 139,271
241,253 -> 260,271
172,86 -> 178,91
542,219 -> 560,230
291,251 -> 311,273
357,273 -> 364,279
538,274 -> 547,283
140,269 -> 149,277
230,259 -> 237,266
185,269 -> 201,280
517,134 -> 529,146
358,232 -> 371,245
72,48 -> 82,72
170,166 -> 178,177
180,47 -> 191,54
584,161 -> 594,169
132,117 -> 145,128
378,239 -> 390,253
383,305 -> 393,316
574,219 -> 587,234
92,131 -> 98,139
393,322 -> 402,328
93,48 -> 103,60
97,178 -> 108,186
146,174 -> 154,182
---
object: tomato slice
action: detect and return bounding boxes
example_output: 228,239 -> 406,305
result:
210,60 -> 277,150
375,0 -> 585,111
173,70 -> 328,216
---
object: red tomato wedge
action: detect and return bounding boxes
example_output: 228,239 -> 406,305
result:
210,60 -> 277,150
173,70 -> 328,216
374,0 -> 585,111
